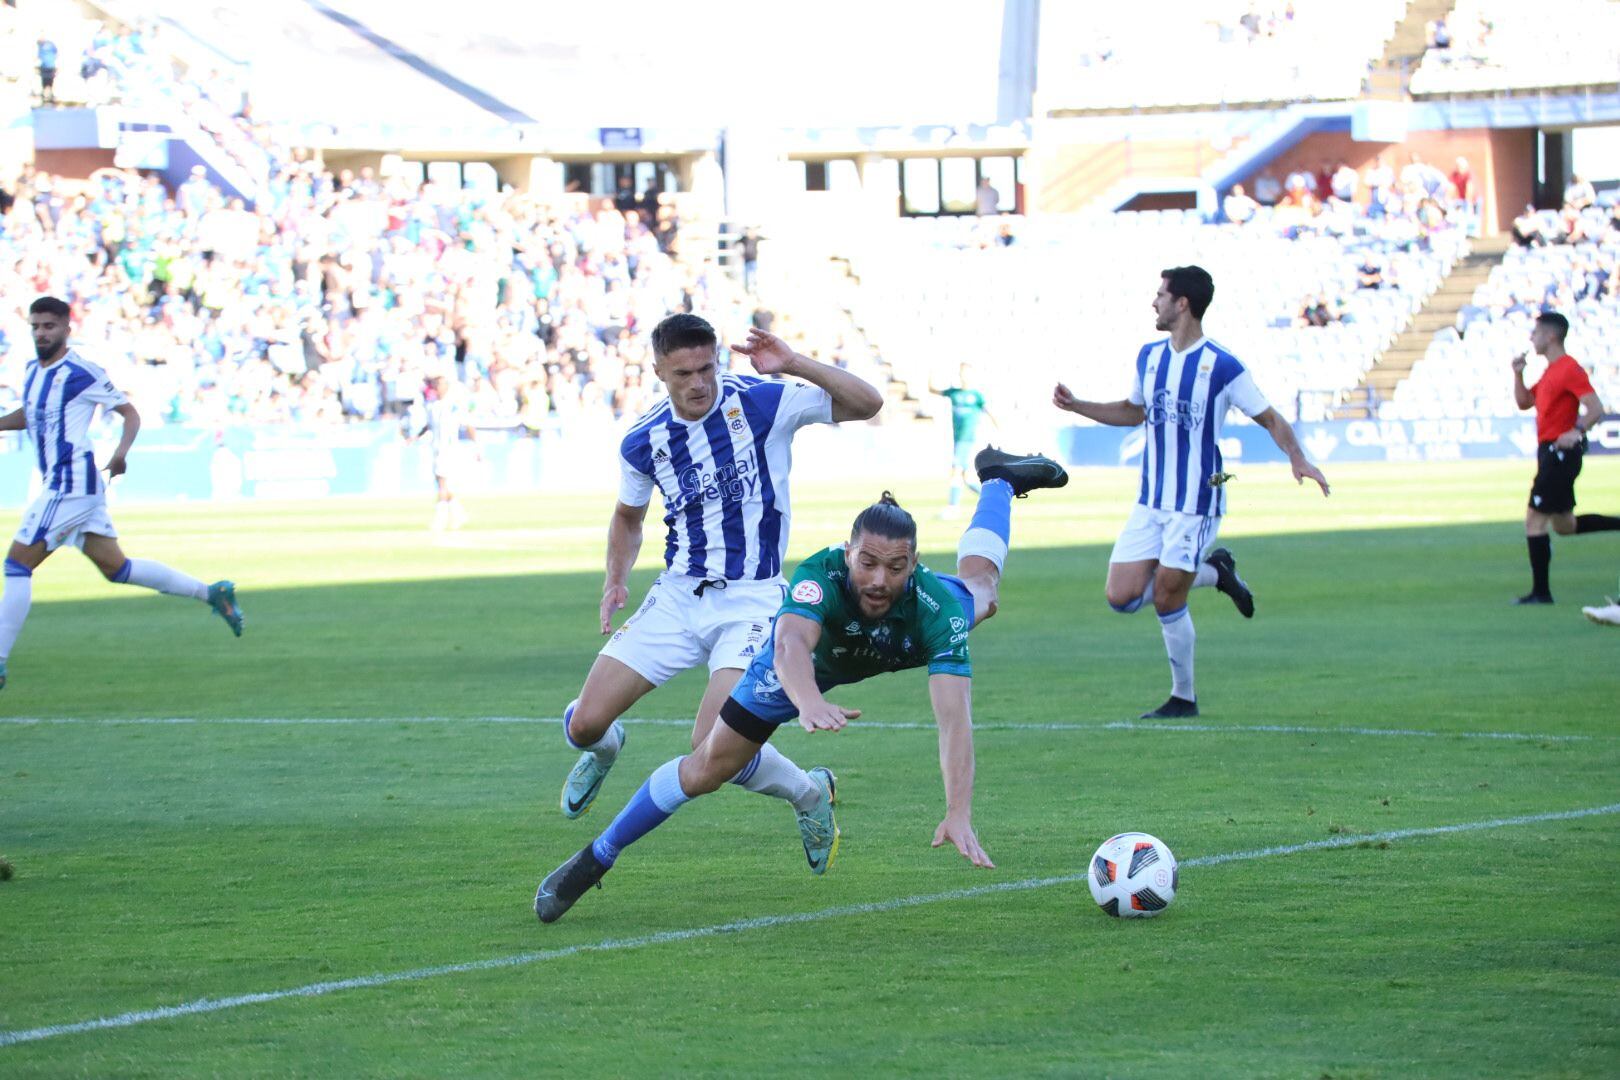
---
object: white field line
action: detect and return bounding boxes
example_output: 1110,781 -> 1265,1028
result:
0,716 -> 1601,741
2,802 -> 1617,1049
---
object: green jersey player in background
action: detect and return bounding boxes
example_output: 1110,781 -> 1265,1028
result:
931,363 -> 996,516
535,446 -> 1070,923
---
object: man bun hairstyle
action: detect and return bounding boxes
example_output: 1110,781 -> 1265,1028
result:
29,296 -> 71,319
1536,311 -> 1569,341
850,491 -> 917,549
651,313 -> 717,359
1160,265 -> 1215,320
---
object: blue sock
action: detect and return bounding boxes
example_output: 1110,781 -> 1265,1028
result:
958,478 -> 1013,571
969,479 -> 1013,541
591,758 -> 690,868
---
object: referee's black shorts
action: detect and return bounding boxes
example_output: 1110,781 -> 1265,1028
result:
1529,439 -> 1585,515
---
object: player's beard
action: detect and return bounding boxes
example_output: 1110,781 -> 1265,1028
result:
857,588 -> 896,618
34,335 -> 64,361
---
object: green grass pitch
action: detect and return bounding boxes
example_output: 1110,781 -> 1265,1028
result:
1,460 -> 1617,1077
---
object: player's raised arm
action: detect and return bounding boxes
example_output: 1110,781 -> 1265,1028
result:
772,612 -> 860,732
731,327 -> 883,422
1252,407 -> 1330,495
927,673 -> 992,867
0,408 -> 26,432
1052,383 -> 1145,427
600,500 -> 647,633
103,402 -> 141,478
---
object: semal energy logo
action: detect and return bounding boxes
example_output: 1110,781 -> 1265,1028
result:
672,449 -> 760,510
1145,388 -> 1204,431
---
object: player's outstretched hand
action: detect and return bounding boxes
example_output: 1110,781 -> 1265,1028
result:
599,584 -> 628,635
798,701 -> 859,733
1052,382 -> 1079,413
729,328 -> 797,376
933,812 -> 994,868
103,452 -> 128,479
1294,459 -> 1331,496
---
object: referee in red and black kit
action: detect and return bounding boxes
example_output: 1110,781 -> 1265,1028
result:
1511,311 -> 1618,604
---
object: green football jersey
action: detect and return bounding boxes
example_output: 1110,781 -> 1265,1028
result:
776,545 -> 972,685
940,387 -> 987,444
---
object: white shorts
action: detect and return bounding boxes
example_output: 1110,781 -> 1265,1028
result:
601,572 -> 785,686
1109,504 -> 1221,574
432,445 -> 467,480
14,491 -> 118,553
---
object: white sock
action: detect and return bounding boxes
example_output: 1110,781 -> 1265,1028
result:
121,559 -> 208,600
651,757 -> 693,809
729,742 -> 818,811
569,721 -> 624,762
1192,563 -> 1218,588
432,502 -> 449,530
1158,605 -> 1196,700
0,567 -> 33,662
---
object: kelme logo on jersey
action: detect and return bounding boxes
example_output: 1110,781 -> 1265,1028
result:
674,450 -> 759,511
1146,388 -> 1205,431
791,580 -> 823,604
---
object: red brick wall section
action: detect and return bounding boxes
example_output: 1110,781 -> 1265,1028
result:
33,148 -> 117,179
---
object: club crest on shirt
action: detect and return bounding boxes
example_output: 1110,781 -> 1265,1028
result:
791,580 -> 823,604
725,405 -> 746,434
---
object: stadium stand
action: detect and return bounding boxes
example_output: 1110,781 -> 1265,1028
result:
1039,0 -> 1412,112
835,207 -> 1468,432
1409,0 -> 1620,96
0,156 -> 770,432
1390,200 -> 1620,420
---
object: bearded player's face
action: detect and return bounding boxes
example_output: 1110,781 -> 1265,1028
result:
846,532 -> 916,619
29,311 -> 69,362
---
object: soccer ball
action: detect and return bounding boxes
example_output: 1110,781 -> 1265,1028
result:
1088,832 -> 1178,918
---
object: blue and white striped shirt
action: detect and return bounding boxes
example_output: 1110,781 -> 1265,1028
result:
618,374 -> 834,581
1130,337 -> 1270,517
21,349 -> 128,496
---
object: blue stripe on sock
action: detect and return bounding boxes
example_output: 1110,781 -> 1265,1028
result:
112,559 -> 132,584
1109,596 -> 1144,614
4,558 -> 33,578
730,751 -> 762,787
1157,605 -> 1190,625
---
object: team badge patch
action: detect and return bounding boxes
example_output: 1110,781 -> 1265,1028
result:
791,580 -> 823,604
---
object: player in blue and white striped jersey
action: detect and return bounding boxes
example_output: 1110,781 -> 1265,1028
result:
0,297 -> 243,691
1054,266 -> 1328,719
555,314 -> 883,839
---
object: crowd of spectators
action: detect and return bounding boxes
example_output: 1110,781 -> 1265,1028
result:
1391,190 -> 1620,421
1221,152 -> 1477,334
0,155 -> 773,435
1510,177 -> 1620,249
1229,151 -> 1478,237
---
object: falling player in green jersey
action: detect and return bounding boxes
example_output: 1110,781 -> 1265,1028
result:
536,447 -> 1070,923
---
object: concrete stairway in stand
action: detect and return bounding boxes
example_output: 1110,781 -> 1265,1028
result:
1366,0 -> 1456,99
1334,233 -> 1513,418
